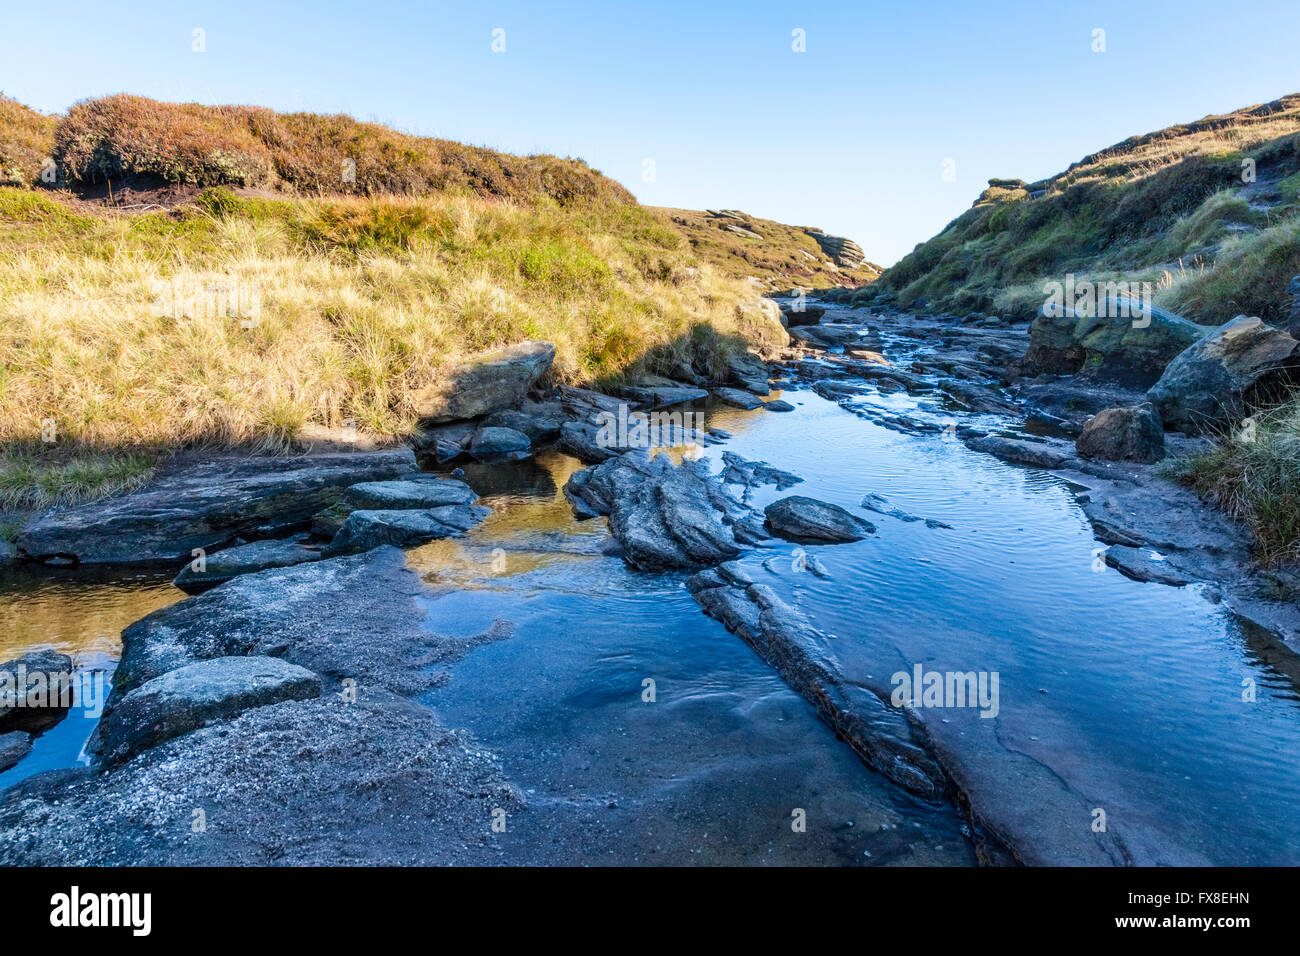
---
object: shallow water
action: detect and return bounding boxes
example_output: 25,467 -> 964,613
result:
3,329 -> 1300,863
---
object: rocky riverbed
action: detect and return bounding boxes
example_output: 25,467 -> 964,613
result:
2,298 -> 1299,865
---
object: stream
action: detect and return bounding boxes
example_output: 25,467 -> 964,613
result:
4,304 -> 1300,865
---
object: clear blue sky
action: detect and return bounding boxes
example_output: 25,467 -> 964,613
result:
3,0 -> 1298,265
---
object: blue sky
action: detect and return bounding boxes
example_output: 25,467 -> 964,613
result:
3,0 -> 1298,264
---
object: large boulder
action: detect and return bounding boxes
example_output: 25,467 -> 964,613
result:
17,450 -> 416,565
173,537 -> 321,593
96,655 -> 321,767
1075,404 -> 1166,463
1025,305 -> 1207,388
779,303 -> 826,327
411,340 -> 555,422
763,496 -> 875,543
1147,315 -> 1300,432
563,452 -> 766,570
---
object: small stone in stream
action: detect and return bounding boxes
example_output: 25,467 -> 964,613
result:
0,731 -> 32,772
859,493 -> 952,529
1075,404 -> 1165,463
712,388 -> 765,410
468,426 -> 533,462
324,505 -> 490,556
764,400 -> 795,412
1103,546 -> 1195,587
173,537 -> 321,593
344,476 -> 478,510
97,656 -> 322,767
963,434 -> 1072,470
707,428 -> 732,439
720,452 -> 803,490
764,496 -> 876,543
0,649 -> 75,735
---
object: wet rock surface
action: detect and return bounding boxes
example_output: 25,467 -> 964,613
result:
98,655 -> 322,767
324,505 -> 490,556
173,536 -> 321,593
764,496 -> 876,543
564,452 -> 765,570
17,450 -> 416,565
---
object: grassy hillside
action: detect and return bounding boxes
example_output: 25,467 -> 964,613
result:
830,94 -> 1300,325
657,206 -> 881,291
0,94 -> 58,187
0,95 -> 788,509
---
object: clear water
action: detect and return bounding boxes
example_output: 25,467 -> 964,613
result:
2,362 -> 1299,863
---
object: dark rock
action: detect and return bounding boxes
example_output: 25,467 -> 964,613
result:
1075,404 -> 1165,463
724,353 -> 772,395
481,404 -> 565,441
344,476 -> 478,511
1147,315 -> 1300,432
324,505 -> 490,556
779,304 -> 826,327
563,453 -> 762,570
468,426 -> 533,461
1103,546 -> 1195,586
0,649 -> 75,735
788,324 -> 861,349
1025,306 -> 1207,388
712,387 -> 764,410
720,452 -> 803,490
860,493 -> 952,528
763,400 -> 795,412
17,450 -> 416,565
764,496 -> 875,543
938,380 -> 1021,415
0,731 -> 32,772
411,340 -> 555,422
964,434 -> 1073,469
616,385 -> 709,408
97,656 -> 322,767
173,537 -> 321,593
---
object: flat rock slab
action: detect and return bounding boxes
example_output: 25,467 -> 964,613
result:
343,476 -> 477,510
617,385 -> 709,408
964,434 -> 1074,470
173,537 -> 320,593
1104,545 -> 1195,586
97,656 -> 322,767
764,496 -> 875,543
712,388 -> 765,410
324,505 -> 490,556
17,449 -> 416,565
